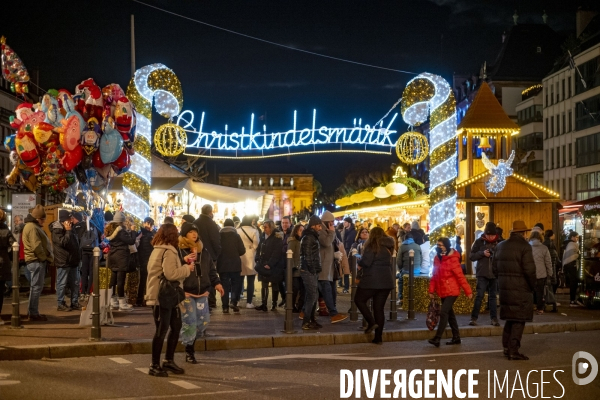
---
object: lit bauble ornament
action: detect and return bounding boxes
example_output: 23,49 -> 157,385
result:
385,182 -> 408,196
373,186 -> 391,199
359,191 -> 375,202
154,123 -> 187,157
395,131 -> 429,164
350,193 -> 365,204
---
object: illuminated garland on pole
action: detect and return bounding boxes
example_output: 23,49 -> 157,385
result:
401,73 -> 457,263
125,64 -> 183,221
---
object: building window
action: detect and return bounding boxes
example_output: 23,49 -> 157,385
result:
576,171 -> 600,200
545,118 -> 548,138
550,85 -> 554,105
563,179 -> 566,198
557,147 -> 560,168
545,149 -> 549,170
568,76 -> 572,98
545,87 -> 548,107
575,56 -> 600,95
575,93 -> 600,131
568,110 -> 572,132
569,177 -> 572,199
551,116 -> 554,137
551,148 -> 554,169
562,145 -> 566,168
562,113 -> 566,134
569,143 -> 572,165
575,132 -> 600,167
516,132 -> 543,150
556,82 -> 559,103
562,79 -> 565,102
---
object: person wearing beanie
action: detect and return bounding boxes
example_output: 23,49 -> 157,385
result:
469,221 -> 501,327
135,217 -> 156,306
22,204 -> 53,321
0,210 -> 16,324
193,204 -> 222,310
410,220 -> 425,245
299,215 -> 322,329
342,217 -> 356,256
178,221 -> 223,364
52,210 -> 82,311
104,211 -> 136,312
104,211 -> 114,223
217,219 -> 246,313
181,215 -> 195,227
254,220 -> 285,312
232,216 -> 241,228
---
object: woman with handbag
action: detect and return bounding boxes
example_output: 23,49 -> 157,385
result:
145,224 -> 194,377
237,216 -> 260,308
255,220 -> 284,312
354,227 -> 395,344
178,222 -> 224,364
428,237 -> 473,347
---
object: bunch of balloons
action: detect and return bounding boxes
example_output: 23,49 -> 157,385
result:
1,36 -> 30,95
4,78 -> 137,194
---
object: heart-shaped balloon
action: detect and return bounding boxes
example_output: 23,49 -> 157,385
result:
62,145 -> 83,172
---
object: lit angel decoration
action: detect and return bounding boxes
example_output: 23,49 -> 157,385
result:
481,150 -> 515,193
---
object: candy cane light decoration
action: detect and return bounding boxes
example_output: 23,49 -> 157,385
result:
401,73 -> 457,261
125,64 -> 183,221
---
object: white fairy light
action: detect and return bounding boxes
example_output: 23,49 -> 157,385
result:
481,151 -> 516,194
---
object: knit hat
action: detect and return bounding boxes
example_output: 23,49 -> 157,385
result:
534,222 -> 545,230
163,216 -> 174,224
308,215 -> 322,227
180,222 -> 199,238
344,217 -> 353,224
58,209 -> 71,222
113,211 -> 125,223
144,217 -> 155,225
411,220 -> 420,230
321,211 -> 335,222
104,211 -> 114,222
31,205 -> 46,219
232,216 -> 240,223
71,211 -> 83,222
181,215 -> 195,224
484,222 -> 497,235
224,218 -> 234,227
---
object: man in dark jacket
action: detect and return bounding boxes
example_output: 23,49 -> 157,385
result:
70,212 -> 86,302
135,217 -> 155,306
492,220 -> 536,360
255,220 -> 284,311
52,210 -> 81,311
277,216 -> 293,307
217,219 -> 246,313
299,215 -> 322,330
342,217 -> 355,255
194,204 -> 222,309
469,221 -> 501,327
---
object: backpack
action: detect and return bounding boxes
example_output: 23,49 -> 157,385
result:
80,228 -> 99,251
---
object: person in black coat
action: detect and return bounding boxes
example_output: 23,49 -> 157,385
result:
193,204 -> 222,310
255,220 -> 284,311
217,219 -> 246,313
135,217 -> 156,306
342,217 -> 356,255
492,221 -> 536,360
52,210 -> 81,311
354,227 -> 395,344
105,211 -> 137,311
299,215 -> 322,329
0,210 -> 16,320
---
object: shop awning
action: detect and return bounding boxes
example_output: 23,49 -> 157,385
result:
169,180 -> 265,203
109,177 -> 188,192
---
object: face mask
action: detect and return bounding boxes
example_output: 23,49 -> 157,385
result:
436,247 -> 444,256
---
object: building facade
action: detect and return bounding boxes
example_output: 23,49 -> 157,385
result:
514,86 -> 544,183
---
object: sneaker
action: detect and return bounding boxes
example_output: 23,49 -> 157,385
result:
342,289 -> 349,294
302,322 -> 317,330
491,318 -> 500,327
245,303 -> 255,309
70,303 -> 82,311
396,299 -> 402,306
118,303 -> 134,312
57,304 -> 72,312
222,308 -> 229,314
569,302 -> 579,308
331,313 -> 349,324
576,300 -> 585,307
310,321 -> 323,329
230,304 -> 240,313
469,319 -> 477,326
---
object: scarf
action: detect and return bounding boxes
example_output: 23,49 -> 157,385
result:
178,235 -> 203,252
483,234 -> 498,243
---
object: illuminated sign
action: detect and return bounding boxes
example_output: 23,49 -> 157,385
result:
177,109 -> 398,159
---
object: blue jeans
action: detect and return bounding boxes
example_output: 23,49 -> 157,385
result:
56,267 -> 79,306
318,280 -> 338,317
471,276 -> 497,320
180,296 -> 210,345
300,270 -> 318,324
27,261 -> 46,316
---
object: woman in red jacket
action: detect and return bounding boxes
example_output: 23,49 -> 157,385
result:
428,237 -> 473,347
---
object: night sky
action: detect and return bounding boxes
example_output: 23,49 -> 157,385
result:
2,0 -> 595,192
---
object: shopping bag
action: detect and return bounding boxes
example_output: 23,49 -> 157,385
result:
544,282 -> 556,305
79,304 -> 93,327
426,298 -> 440,331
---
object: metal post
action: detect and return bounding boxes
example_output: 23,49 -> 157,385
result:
282,249 -> 295,333
11,241 -> 21,329
407,249 -> 416,320
349,249 -> 358,321
90,247 -> 101,341
389,250 -> 397,321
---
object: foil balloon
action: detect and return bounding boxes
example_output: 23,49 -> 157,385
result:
87,168 -> 106,192
99,119 -> 123,164
57,90 -> 86,127
4,134 -> 15,152
114,97 -> 133,135
15,130 -> 40,172
1,36 -> 30,90
74,164 -> 87,184
111,148 -> 129,170
33,122 -> 58,148
57,115 -> 82,151
92,150 -> 105,169
61,145 -> 83,172
74,78 -> 104,122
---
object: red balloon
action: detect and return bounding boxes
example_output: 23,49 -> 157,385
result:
92,150 -> 105,169
62,145 -> 83,172
111,148 -> 130,170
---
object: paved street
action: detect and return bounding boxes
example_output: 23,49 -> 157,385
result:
1,331 -> 598,399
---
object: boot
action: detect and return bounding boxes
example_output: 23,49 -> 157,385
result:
118,298 -> 134,312
185,345 -> 197,364
428,337 -> 441,347
111,296 -> 119,310
149,364 -> 168,377
261,286 -> 269,311
271,301 -> 277,311
446,337 -> 461,345
162,359 -> 185,374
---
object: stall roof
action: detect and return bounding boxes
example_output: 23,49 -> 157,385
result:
169,180 -> 265,203
332,196 -> 428,218
457,82 -> 520,134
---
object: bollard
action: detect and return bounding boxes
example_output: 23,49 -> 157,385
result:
407,249 -> 416,320
349,249 -> 358,322
90,246 -> 101,340
11,241 -> 21,329
282,249 -> 295,334
389,250 -> 397,321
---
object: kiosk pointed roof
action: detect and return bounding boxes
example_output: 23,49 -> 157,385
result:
457,82 -> 519,134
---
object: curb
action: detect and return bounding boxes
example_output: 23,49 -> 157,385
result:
1,320 -> 599,361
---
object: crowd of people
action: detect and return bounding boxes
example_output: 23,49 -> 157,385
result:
1,204 -> 595,373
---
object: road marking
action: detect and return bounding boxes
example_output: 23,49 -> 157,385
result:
170,380 -> 200,389
236,349 -> 503,362
100,385 -> 305,399
135,367 -> 149,374
109,357 -> 132,364
0,380 -> 20,386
